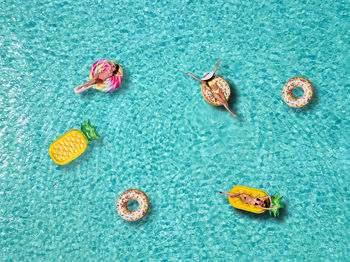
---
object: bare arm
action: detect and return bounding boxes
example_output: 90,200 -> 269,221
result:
212,59 -> 220,74
257,206 -> 278,210
186,72 -> 206,83
260,195 -> 271,201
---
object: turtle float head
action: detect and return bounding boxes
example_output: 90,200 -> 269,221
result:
268,194 -> 284,217
81,120 -> 100,141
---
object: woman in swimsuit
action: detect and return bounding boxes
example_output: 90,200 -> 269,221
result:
74,60 -> 123,94
186,59 -> 236,118
218,191 -> 278,210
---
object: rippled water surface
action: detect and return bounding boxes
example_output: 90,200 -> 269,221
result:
1,0 -> 349,261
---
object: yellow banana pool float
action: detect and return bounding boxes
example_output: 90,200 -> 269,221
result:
49,121 -> 100,165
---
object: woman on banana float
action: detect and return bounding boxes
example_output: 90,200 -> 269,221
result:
186,59 -> 237,118
218,191 -> 279,210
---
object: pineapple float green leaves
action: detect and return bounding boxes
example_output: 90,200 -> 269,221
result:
268,194 -> 284,217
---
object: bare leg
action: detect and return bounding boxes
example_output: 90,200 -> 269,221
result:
218,192 -> 241,198
213,92 -> 237,117
223,104 -> 237,117
82,79 -> 96,87
74,76 -> 102,94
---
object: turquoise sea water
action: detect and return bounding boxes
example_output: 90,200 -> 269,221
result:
1,0 -> 349,261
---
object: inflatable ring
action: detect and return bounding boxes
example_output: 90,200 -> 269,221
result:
116,189 -> 149,221
89,59 -> 123,92
201,76 -> 231,106
228,185 -> 269,214
282,77 -> 313,108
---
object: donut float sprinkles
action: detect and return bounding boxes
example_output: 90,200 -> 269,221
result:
89,59 -> 123,92
116,189 -> 149,221
201,76 -> 231,106
282,77 -> 314,108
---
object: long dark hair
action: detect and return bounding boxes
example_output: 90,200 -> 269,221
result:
113,62 -> 120,73
265,197 -> 272,208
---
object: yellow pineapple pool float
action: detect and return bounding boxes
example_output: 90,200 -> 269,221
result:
228,185 -> 269,214
222,185 -> 284,217
49,121 -> 100,165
